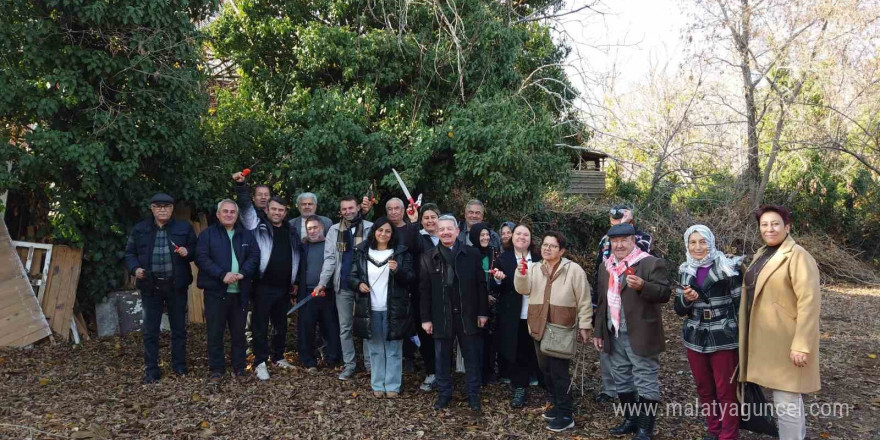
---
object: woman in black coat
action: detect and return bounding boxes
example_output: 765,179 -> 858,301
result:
349,217 -> 415,398
491,223 -> 543,407
405,203 -> 442,391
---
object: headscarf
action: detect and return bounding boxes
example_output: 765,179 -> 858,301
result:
678,224 -> 744,278
468,222 -> 493,257
499,220 -> 516,250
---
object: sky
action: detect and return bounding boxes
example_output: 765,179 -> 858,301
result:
557,0 -> 690,97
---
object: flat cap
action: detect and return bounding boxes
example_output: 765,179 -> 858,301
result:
149,193 -> 175,205
607,223 -> 636,238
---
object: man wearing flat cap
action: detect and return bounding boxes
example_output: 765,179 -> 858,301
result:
593,223 -> 669,440
592,204 -> 653,404
124,193 -> 198,384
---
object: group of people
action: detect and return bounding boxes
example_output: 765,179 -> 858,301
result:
124,173 -> 821,439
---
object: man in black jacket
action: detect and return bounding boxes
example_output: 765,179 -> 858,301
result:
124,193 -> 197,384
420,215 -> 489,412
233,172 -> 301,381
196,199 -> 261,380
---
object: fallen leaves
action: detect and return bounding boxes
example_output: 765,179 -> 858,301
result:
0,287 -> 876,439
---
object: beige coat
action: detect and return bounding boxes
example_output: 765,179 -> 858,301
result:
739,235 -> 821,394
514,258 -> 592,341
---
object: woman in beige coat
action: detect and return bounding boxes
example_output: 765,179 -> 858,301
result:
740,205 -> 820,440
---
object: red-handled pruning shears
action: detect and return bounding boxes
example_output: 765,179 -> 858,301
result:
169,239 -> 181,252
392,169 -> 421,215
624,261 -> 635,276
520,256 -> 528,275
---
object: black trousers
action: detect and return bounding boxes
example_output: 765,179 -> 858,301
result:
296,291 -> 342,368
142,284 -> 188,378
205,291 -> 247,375
410,289 -> 435,374
508,319 -> 541,389
251,284 -> 290,366
535,341 -> 573,418
434,314 -> 482,398
481,326 -> 497,380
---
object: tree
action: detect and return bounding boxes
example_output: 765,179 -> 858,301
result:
685,0 -> 879,207
207,0 -> 583,220
0,0 -> 218,302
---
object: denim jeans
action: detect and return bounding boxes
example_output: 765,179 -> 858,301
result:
365,310 -> 403,392
142,285 -> 188,378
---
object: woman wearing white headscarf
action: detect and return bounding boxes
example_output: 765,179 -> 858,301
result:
674,225 -> 744,440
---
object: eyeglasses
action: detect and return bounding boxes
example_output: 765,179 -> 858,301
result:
151,204 -> 173,211
541,243 -> 559,250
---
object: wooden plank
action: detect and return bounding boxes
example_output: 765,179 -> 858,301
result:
188,262 -> 205,324
0,221 -> 51,347
40,245 -> 83,341
73,311 -> 90,341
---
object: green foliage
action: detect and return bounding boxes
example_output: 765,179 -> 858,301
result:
207,0 -> 578,220
0,0 -> 218,303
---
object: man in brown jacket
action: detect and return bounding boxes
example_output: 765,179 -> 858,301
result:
593,223 -> 670,440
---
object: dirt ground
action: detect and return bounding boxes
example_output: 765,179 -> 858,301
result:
1,285 -> 877,439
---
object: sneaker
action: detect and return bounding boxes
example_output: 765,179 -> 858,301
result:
386,391 -> 399,399
373,391 -> 385,398
542,406 -> 559,421
255,362 -> 270,381
142,374 -> 160,385
306,367 -> 318,375
420,374 -> 436,392
529,378 -> 539,386
338,366 -> 356,381
546,416 -> 574,432
499,377 -> 511,384
209,371 -> 222,383
274,359 -> 295,369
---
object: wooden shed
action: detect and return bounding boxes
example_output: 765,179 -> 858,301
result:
566,146 -> 607,197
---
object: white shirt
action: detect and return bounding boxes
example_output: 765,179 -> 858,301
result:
516,251 -> 534,319
368,249 -> 394,311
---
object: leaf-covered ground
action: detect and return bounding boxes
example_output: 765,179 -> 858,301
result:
1,286 -> 878,439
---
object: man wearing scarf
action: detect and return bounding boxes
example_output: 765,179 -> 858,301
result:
316,196 -> 374,380
593,223 -> 670,440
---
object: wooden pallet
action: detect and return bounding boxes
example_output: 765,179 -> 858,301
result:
40,245 -> 84,342
0,222 -> 52,347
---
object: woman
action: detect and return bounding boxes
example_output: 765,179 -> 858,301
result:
350,217 -> 415,398
406,203 -> 441,391
499,221 -> 516,251
513,231 -> 592,433
469,222 -> 500,384
492,223 -> 543,408
674,225 -> 743,440
740,205 -> 820,440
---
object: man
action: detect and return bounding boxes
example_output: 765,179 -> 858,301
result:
458,199 -> 501,249
124,193 -> 197,384
420,215 -> 489,412
593,223 -> 670,440
290,192 -> 333,239
253,184 -> 272,218
592,204 -> 653,403
315,196 -> 373,381
297,216 -> 342,372
233,172 -> 301,381
196,199 -> 261,380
